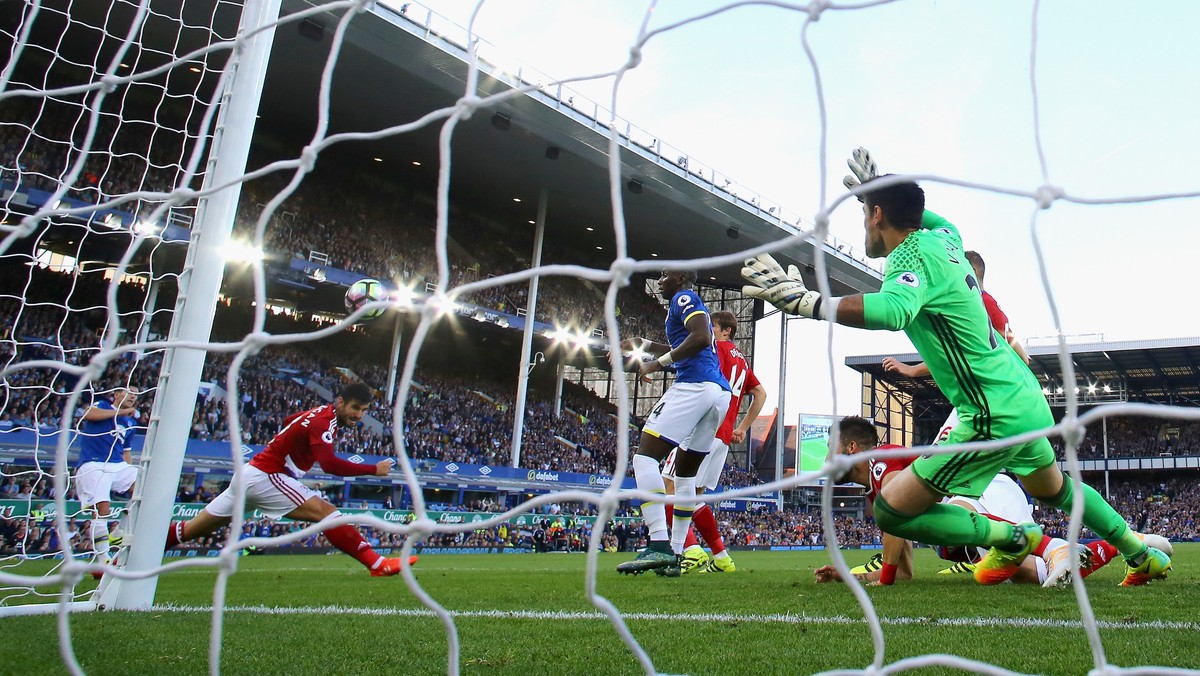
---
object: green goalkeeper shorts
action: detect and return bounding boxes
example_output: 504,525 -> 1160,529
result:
911,425 -> 1056,499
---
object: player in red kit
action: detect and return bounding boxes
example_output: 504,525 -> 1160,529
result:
163,383 -> 416,576
662,311 -> 767,575
816,417 -> 1162,586
814,416 -> 917,585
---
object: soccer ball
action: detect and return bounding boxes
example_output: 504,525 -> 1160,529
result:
345,278 -> 386,322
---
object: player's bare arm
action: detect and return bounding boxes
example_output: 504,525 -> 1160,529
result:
882,356 -> 930,379
637,312 -> 713,381
1006,331 -> 1032,365
82,391 -> 138,421
622,336 -> 671,355
816,469 -> 913,585
731,383 -> 767,444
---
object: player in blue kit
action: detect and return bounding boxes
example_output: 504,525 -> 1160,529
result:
75,387 -> 140,575
617,270 -> 731,576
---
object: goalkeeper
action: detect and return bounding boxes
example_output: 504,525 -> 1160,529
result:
740,149 -> 1170,586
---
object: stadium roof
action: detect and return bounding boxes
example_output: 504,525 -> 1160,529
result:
10,0 -> 880,295
845,336 -> 1200,407
263,0 -> 883,294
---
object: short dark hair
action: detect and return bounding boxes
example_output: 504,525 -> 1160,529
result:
965,250 -> 985,278
838,416 -> 878,449
679,270 -> 697,285
339,382 -> 374,405
711,310 -> 737,336
862,175 -> 925,231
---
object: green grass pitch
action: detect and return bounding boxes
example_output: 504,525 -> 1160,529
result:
3,544 -> 1198,675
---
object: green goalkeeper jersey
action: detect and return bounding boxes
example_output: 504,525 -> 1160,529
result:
861,211 -> 1051,439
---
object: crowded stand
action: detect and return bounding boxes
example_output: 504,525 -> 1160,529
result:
5,475 -> 1193,558
1049,415 -> 1200,459
233,149 -> 666,339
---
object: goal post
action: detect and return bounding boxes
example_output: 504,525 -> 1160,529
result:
97,0 -> 283,611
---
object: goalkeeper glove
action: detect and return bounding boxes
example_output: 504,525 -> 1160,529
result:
841,146 -> 879,202
740,253 -> 827,319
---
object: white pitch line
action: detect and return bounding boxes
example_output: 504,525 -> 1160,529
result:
146,604 -> 1200,632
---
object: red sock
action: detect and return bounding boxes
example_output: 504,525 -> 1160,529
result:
324,524 -> 382,569
1032,535 -> 1051,558
164,521 -> 186,550
691,504 -> 725,556
1080,540 -> 1120,578
664,504 -> 674,530
684,525 -> 699,549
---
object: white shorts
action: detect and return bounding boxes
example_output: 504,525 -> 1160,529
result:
75,461 -> 137,508
933,408 -> 960,445
662,439 -> 729,490
643,381 -> 730,452
945,473 -> 1033,562
205,465 -> 321,519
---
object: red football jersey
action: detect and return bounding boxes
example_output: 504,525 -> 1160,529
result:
981,291 -> 1010,336
866,444 -> 917,501
249,404 -> 374,478
716,340 -> 760,444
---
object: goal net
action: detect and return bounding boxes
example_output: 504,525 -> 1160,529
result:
1,0 -> 1196,674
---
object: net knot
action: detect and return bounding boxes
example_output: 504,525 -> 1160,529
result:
242,331 -> 270,356
609,257 -> 636,287
807,0 -> 829,22
456,95 -> 482,120
99,73 -> 122,94
299,145 -> 318,172
811,211 -> 830,235
423,291 -> 453,320
1035,184 -> 1064,209
409,517 -> 438,535
626,46 -> 643,69
828,453 -> 854,482
1061,416 -> 1087,450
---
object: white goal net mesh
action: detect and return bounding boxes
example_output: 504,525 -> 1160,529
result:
1,0 -> 1198,674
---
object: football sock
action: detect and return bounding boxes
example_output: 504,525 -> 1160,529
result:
1081,540 -> 1120,578
324,524 -> 382,569
683,525 -> 700,550
664,504 -> 673,530
1035,536 -> 1067,558
691,504 -> 725,556
90,519 -> 110,564
1041,479 -> 1146,562
633,454 -> 668,541
873,495 -> 1015,549
670,476 -> 697,555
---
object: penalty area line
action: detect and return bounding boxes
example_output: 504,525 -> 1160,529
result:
146,604 -> 1200,631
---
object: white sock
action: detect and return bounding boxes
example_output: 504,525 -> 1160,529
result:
91,520 -> 110,564
670,476 -> 696,555
715,550 -> 731,560
633,454 -> 668,542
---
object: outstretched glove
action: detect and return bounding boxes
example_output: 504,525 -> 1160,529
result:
741,253 -> 825,319
841,146 -> 878,202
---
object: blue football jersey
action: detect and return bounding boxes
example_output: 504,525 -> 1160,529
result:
78,399 -> 138,465
665,289 -> 730,390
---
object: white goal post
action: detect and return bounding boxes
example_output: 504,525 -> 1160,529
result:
97,0 -> 284,611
